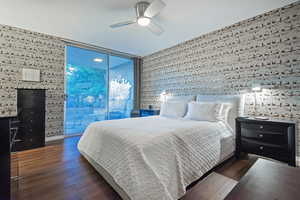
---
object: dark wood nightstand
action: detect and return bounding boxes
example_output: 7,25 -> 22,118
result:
140,109 -> 160,117
236,117 -> 296,166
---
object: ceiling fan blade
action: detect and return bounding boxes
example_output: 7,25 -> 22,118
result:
110,20 -> 136,28
144,0 -> 166,18
147,20 -> 164,35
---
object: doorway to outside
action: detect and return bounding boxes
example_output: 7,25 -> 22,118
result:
64,46 -> 134,136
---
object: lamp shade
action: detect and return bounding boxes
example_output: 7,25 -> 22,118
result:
252,84 -> 261,92
160,90 -> 167,102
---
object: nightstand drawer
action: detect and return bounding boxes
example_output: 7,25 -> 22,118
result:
241,129 -> 286,146
241,139 -> 288,161
241,123 -> 286,134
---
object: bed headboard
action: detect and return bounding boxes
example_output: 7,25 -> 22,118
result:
166,95 -> 196,102
196,95 -> 245,115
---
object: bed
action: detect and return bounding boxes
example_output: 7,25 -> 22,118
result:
78,95 -> 242,200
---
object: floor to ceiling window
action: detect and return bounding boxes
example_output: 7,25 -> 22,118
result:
64,46 -> 134,135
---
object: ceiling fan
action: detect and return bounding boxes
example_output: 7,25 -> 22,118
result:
110,0 -> 166,35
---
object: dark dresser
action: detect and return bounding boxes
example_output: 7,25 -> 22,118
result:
17,89 -> 45,151
0,117 -> 15,200
236,117 -> 296,166
140,109 -> 160,117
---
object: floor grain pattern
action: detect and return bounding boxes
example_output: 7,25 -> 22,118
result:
11,136 -> 257,200
182,172 -> 237,200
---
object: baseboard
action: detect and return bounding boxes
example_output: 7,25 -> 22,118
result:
45,135 -> 65,142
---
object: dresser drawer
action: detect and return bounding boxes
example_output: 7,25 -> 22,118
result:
241,128 -> 287,146
241,123 -> 286,134
241,139 -> 288,162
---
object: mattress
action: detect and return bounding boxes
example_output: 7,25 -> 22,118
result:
220,134 -> 235,161
78,116 -> 235,200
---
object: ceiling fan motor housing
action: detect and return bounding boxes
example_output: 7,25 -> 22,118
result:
135,1 -> 150,18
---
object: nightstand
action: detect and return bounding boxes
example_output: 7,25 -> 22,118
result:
140,109 -> 160,117
235,117 -> 296,166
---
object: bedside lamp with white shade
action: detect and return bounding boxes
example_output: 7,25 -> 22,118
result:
160,90 -> 167,102
252,84 -> 261,92
252,84 -> 268,120
252,83 -> 261,115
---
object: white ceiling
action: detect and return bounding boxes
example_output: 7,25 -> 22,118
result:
0,0 -> 297,56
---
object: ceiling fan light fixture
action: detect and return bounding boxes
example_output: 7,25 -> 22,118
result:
110,0 -> 165,35
137,17 -> 151,26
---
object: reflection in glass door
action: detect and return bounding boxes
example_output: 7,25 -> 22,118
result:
108,56 -> 134,120
64,46 -> 135,135
65,46 -> 108,135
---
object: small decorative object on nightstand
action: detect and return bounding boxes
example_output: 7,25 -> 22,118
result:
235,117 -> 296,166
140,109 -> 160,117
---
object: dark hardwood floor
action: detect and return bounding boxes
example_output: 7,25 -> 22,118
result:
11,136 -> 257,200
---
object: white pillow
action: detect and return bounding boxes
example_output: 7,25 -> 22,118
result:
217,103 -> 232,120
217,103 -> 233,130
196,95 -> 242,131
160,101 -> 187,118
184,102 -> 219,121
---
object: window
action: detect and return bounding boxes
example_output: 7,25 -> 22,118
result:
64,46 -> 134,135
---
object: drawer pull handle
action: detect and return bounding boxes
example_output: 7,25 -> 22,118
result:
259,146 -> 264,150
260,125 -> 263,129
259,134 -> 263,138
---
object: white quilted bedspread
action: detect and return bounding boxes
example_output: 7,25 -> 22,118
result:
78,116 -> 226,200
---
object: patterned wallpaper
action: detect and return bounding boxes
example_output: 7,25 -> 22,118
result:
0,24 -> 65,137
141,2 -> 300,156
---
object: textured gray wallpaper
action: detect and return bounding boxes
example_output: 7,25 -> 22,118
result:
141,2 -> 300,156
0,25 -> 65,137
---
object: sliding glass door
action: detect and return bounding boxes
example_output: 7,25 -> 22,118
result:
64,46 -> 134,135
